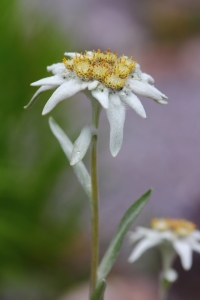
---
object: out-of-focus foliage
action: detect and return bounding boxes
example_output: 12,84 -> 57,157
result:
147,2 -> 200,45
0,1 -> 85,298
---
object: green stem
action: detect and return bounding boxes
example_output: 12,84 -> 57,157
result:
158,244 -> 176,300
90,100 -> 101,296
159,277 -> 168,300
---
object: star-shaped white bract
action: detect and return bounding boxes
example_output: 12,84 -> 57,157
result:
128,218 -> 200,272
26,49 -> 168,158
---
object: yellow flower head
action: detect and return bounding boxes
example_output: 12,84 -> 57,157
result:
151,218 -> 196,237
63,48 -> 137,90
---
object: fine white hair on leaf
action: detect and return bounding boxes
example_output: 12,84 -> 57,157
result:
48,117 -> 92,200
70,125 -> 97,165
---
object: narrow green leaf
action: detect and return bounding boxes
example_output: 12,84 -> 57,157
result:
97,189 -> 152,281
49,117 -> 92,200
90,279 -> 106,300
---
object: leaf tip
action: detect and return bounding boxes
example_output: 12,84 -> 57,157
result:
48,116 -> 54,123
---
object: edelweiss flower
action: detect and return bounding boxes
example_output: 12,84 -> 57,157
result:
25,49 -> 168,157
128,218 -> 200,279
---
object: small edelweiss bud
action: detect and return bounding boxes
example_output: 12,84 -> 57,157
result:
114,62 -> 131,79
92,62 -> 110,82
104,73 -> 127,89
118,55 -> 136,71
101,48 -> 118,64
84,50 -> 94,61
73,56 -> 92,80
62,57 -> 74,70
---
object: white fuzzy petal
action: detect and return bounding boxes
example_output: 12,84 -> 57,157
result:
127,79 -> 168,101
128,237 -> 160,263
156,99 -> 168,105
92,87 -> 109,109
64,52 -> 80,58
31,75 -> 67,86
130,63 -> 143,80
128,231 -> 144,244
120,92 -> 146,118
192,230 -> 200,240
47,63 -> 66,75
135,63 -> 142,74
88,80 -> 99,90
159,231 -> 175,241
42,79 -> 85,115
106,93 -> 126,157
70,125 -> 96,165
24,85 -> 56,109
141,73 -> 155,84
135,227 -> 156,235
173,240 -> 192,270
136,227 -> 166,240
191,241 -> 200,253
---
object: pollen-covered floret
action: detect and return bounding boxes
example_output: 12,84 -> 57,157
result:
104,73 -> 127,90
72,55 -> 92,80
169,219 -> 196,237
63,48 -> 137,90
151,218 -> 196,237
114,63 -> 131,79
96,48 -> 118,64
92,62 -> 110,82
62,57 -> 74,71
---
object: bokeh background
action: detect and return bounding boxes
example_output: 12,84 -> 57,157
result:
1,0 -> 200,299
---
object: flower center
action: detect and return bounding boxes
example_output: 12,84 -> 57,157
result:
92,62 -> 110,81
151,218 -> 196,237
104,73 -> 127,89
63,49 -> 137,90
151,219 -> 170,231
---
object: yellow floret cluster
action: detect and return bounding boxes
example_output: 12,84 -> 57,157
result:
151,218 -> 196,237
62,49 -> 136,90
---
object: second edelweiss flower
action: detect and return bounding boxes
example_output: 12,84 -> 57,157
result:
25,49 -> 168,158
128,218 -> 200,281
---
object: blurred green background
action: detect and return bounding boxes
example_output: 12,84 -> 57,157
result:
0,1 -> 88,299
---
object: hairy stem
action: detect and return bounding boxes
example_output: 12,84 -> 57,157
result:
158,244 -> 176,300
159,277 -> 168,300
90,100 -> 101,296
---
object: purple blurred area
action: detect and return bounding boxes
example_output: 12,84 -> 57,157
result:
20,0 -> 200,299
